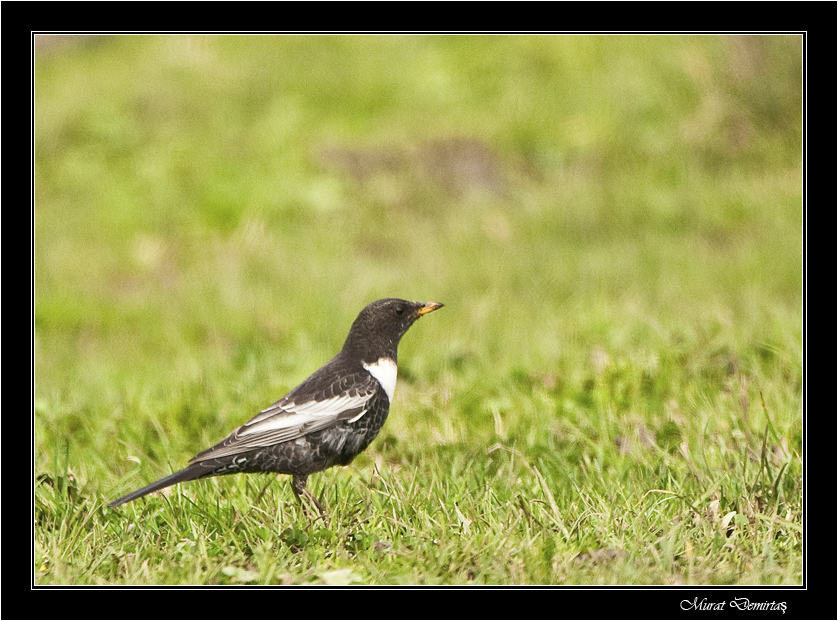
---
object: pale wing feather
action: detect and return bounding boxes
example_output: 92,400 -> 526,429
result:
189,384 -> 375,464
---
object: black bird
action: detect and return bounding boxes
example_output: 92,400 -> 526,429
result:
109,298 -> 443,513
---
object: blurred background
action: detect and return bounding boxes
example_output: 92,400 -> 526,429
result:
34,34 -> 802,473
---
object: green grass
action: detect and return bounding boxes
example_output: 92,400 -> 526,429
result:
35,34 -> 802,586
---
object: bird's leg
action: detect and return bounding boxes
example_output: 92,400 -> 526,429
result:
291,474 -> 327,520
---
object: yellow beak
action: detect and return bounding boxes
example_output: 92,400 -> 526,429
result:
416,301 -> 444,316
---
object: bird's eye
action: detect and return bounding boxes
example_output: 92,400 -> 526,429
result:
395,305 -> 405,316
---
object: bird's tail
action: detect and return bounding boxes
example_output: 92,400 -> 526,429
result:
108,463 -> 214,508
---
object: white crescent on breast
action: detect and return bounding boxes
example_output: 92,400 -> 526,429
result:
363,357 -> 398,402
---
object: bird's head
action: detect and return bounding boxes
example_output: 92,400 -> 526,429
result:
343,298 -> 444,362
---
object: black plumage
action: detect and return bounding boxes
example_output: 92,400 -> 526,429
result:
109,298 -> 443,514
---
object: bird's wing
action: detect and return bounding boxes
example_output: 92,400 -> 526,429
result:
189,368 -> 379,463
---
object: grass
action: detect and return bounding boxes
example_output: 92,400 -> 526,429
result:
34,34 -> 802,587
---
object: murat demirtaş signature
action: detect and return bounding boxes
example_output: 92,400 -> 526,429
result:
681,597 -> 788,614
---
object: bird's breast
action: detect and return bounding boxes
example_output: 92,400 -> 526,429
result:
362,357 -> 398,402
